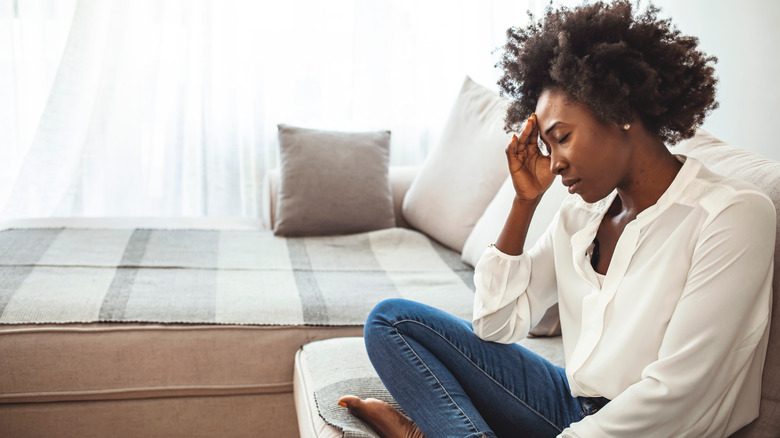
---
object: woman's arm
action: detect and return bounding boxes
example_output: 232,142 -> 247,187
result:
472,212 -> 560,343
495,114 -> 555,255
472,114 -> 559,343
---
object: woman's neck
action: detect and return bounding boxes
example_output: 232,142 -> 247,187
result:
615,140 -> 683,216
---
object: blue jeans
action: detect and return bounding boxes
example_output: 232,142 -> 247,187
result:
364,299 -> 608,438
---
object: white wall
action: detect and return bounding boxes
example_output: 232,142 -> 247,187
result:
650,0 -> 780,160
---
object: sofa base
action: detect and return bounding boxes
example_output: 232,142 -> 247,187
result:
0,322 -> 364,438
1,392 -> 296,438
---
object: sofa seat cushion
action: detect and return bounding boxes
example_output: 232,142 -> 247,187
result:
294,336 -> 564,438
0,226 -> 474,400
0,225 -> 476,436
0,227 -> 474,326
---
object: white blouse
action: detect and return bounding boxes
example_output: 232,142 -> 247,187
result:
472,157 -> 775,437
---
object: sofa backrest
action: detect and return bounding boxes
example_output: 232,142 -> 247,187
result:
676,129 -> 780,438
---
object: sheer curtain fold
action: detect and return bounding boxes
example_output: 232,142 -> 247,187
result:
1,0 -> 541,219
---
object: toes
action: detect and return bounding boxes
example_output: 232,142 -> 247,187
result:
338,395 -> 362,409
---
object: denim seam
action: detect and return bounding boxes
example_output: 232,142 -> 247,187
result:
393,328 -> 483,436
392,318 -> 563,434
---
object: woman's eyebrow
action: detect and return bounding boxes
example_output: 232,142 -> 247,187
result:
544,121 -> 562,136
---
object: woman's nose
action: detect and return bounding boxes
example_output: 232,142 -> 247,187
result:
550,152 -> 567,175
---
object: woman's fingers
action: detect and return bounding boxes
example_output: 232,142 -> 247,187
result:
503,113 -> 555,200
508,114 -> 540,162
516,115 -> 534,146
529,113 -> 540,148
526,114 -> 541,159
516,114 -> 541,160
506,132 -> 523,164
511,133 -> 519,157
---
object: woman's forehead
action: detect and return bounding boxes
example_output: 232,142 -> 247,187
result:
535,88 -> 567,115
535,89 -> 574,128
535,88 -> 597,131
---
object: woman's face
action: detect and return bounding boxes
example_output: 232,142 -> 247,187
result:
535,87 -> 633,203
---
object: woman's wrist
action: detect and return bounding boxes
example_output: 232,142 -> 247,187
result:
495,195 -> 541,255
513,193 -> 544,207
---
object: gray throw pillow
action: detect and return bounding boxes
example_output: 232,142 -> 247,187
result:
274,124 -> 395,236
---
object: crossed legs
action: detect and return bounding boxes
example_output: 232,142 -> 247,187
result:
339,299 -> 584,438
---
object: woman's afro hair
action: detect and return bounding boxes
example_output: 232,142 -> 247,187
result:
497,0 -> 718,144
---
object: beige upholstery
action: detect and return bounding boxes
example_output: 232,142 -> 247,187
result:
0,322 -> 361,437
1,392 -> 295,438
294,348 -> 343,438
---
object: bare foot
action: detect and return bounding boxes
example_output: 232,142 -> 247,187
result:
338,395 -> 426,438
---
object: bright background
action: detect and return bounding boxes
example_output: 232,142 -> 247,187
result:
0,0 -> 777,219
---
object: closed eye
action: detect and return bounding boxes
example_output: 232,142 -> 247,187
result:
559,133 -> 570,144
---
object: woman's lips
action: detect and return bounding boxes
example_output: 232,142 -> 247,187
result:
563,178 -> 580,194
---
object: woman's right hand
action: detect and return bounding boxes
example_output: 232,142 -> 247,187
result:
506,113 -> 555,202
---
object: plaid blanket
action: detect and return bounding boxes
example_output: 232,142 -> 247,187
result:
0,228 -> 475,325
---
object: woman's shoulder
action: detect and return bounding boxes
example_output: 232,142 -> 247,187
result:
683,159 -> 776,228
690,160 -> 772,203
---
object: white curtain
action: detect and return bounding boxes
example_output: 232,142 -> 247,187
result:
0,0 -> 544,219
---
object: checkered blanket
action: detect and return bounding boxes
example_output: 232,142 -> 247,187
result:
0,228 -> 475,325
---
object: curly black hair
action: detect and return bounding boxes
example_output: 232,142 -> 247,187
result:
497,0 -> 718,145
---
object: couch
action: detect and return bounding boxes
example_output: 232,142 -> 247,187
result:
0,78 -> 494,438
0,77 -> 777,438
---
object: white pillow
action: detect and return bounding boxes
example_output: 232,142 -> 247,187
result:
461,176 -> 570,268
401,76 -> 511,252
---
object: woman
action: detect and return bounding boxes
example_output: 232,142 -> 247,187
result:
339,1 -> 775,437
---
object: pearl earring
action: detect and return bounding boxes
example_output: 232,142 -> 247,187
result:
622,123 -> 631,130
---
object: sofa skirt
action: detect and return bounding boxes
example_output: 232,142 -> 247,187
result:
0,322 -> 363,438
